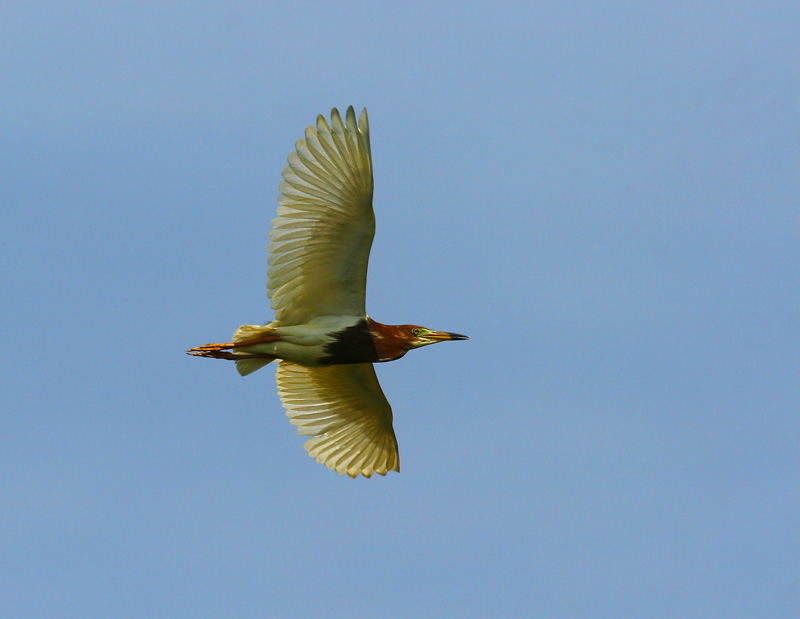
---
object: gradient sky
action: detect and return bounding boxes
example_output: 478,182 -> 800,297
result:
3,2 -> 798,617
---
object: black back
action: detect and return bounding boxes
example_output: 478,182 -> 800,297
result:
320,319 -> 379,365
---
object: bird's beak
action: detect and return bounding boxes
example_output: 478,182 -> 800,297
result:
426,331 -> 469,341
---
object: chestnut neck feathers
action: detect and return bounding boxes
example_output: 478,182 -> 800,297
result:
366,318 -> 411,362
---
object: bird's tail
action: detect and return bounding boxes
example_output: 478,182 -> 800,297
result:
232,324 -> 277,377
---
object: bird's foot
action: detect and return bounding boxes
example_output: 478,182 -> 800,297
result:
186,342 -> 236,359
186,345 -> 275,362
189,342 -> 233,352
187,339 -> 280,361
188,327 -> 281,360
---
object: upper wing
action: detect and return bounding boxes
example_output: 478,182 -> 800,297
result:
268,107 -> 374,325
276,361 -> 399,478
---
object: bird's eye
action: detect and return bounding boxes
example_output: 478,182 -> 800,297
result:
411,328 -> 421,336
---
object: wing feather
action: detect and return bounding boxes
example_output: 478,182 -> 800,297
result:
276,361 -> 399,478
268,107 -> 374,324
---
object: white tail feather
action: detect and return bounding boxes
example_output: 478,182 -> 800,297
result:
232,324 -> 277,376
233,324 -> 274,342
235,357 -> 273,376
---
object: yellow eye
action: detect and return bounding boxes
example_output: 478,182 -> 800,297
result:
411,328 -> 421,336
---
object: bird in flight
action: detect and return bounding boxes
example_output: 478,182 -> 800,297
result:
188,107 -> 467,478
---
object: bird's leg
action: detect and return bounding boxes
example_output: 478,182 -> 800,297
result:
186,347 -> 275,361
187,328 -> 282,359
186,342 -> 238,359
187,342 -> 235,354
186,339 -> 277,361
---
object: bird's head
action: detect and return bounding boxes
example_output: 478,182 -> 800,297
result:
399,325 -> 469,350
367,318 -> 468,362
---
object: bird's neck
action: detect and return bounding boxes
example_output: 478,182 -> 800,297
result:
367,318 -> 409,362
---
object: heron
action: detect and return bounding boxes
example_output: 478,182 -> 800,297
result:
188,107 -> 467,478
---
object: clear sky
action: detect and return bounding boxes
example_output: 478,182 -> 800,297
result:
2,2 -> 798,617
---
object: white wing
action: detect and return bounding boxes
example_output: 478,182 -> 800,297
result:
268,107 -> 374,325
276,361 -> 399,478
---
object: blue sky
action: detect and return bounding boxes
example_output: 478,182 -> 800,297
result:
2,2 -> 798,617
